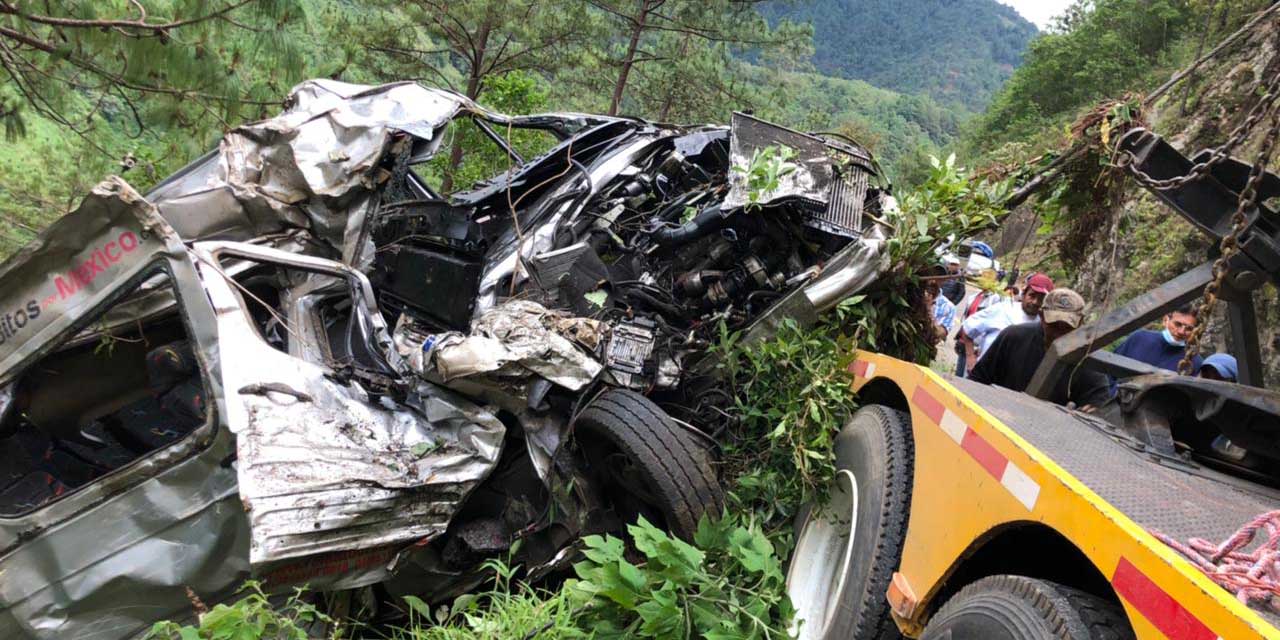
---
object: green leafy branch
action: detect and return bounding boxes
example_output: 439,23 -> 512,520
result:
732,144 -> 798,211
145,581 -> 332,640
567,515 -> 793,639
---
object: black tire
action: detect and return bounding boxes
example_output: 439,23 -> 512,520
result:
575,388 -> 724,540
921,575 -> 1134,640
789,404 -> 913,640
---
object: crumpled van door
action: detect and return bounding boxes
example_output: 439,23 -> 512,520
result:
0,178 -> 247,640
191,242 -> 505,580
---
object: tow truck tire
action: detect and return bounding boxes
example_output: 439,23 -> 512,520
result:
920,575 -> 1134,640
576,388 -> 724,541
788,404 -> 913,640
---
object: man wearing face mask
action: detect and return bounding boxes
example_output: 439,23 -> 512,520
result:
1113,304 -> 1203,374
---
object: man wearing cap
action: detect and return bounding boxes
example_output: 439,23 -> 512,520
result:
970,289 -> 1112,408
960,273 -> 1054,374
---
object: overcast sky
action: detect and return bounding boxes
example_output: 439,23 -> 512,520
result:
999,0 -> 1075,29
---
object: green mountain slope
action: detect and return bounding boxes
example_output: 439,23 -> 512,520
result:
748,65 -> 963,168
766,0 -> 1038,111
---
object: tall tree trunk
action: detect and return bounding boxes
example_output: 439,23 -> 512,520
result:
609,0 -> 651,116
657,32 -> 692,121
442,19 -> 492,193
1179,0 -> 1217,115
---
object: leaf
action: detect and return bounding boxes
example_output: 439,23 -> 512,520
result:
617,559 -> 648,593
402,595 -> 432,620
914,214 -> 928,236
584,290 -> 608,308
729,525 -> 778,575
694,514 -> 731,550
680,205 -> 698,224
410,442 -> 432,457
636,583 -> 683,637
581,534 -> 625,564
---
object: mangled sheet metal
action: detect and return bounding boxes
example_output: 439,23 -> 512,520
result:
0,178 -> 177,375
194,242 -> 505,565
0,179 -> 243,640
399,300 -> 604,393
147,80 -> 476,265
0,78 -> 902,640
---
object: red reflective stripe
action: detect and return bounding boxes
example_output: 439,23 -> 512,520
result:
1112,557 -> 1217,640
960,428 -> 1009,479
848,360 -> 868,376
912,386 -> 946,424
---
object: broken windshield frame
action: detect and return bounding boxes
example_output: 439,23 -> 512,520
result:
193,242 -> 403,380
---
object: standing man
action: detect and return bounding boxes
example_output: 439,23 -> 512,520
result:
961,273 -> 1054,374
969,289 -> 1111,408
940,257 -> 966,305
953,288 -> 993,377
928,277 -> 957,345
1113,304 -> 1203,373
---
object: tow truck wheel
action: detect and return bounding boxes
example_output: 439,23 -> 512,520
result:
575,388 -> 724,541
921,575 -> 1134,640
787,404 -> 913,640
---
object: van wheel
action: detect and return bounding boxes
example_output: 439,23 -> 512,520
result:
575,388 -> 724,540
921,575 -> 1134,640
787,404 -> 913,640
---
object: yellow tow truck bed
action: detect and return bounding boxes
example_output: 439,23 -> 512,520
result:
848,350 -> 1280,640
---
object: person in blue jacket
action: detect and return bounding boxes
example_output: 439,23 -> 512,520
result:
1113,304 -> 1203,373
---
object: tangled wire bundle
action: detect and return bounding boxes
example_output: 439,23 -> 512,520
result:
1153,511 -> 1280,612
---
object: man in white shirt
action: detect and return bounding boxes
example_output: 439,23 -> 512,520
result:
961,273 -> 1053,374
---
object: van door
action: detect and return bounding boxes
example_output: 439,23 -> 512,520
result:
190,242 -> 505,584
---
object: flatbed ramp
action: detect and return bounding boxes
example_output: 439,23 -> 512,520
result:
948,375 -> 1280,628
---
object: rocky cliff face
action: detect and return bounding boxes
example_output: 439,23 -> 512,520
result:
994,17 -> 1280,383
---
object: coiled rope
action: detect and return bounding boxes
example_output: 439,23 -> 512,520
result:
1153,510 -> 1280,612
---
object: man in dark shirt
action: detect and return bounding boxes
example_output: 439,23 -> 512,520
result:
969,288 -> 1112,408
1113,304 -> 1203,373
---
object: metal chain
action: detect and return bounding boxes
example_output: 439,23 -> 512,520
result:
1175,104 -> 1280,375
1118,71 -> 1280,191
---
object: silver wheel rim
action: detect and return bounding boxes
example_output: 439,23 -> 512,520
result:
786,469 -> 859,640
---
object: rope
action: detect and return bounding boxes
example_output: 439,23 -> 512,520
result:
1153,510 -> 1280,611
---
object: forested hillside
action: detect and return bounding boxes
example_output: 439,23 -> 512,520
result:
0,0 -> 964,257
764,0 -> 1038,111
960,0 -> 1280,382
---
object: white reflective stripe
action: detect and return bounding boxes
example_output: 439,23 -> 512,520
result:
1000,463 -> 1040,511
864,362 -> 876,378
938,409 -> 967,445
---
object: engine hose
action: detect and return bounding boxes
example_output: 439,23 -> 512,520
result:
623,286 -> 685,317
651,203 -> 726,247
